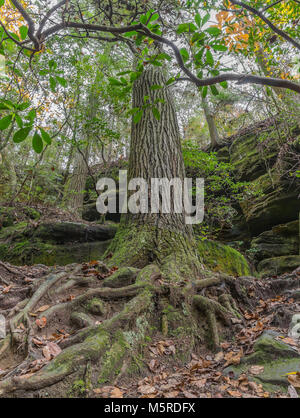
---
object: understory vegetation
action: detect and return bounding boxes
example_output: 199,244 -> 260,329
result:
0,0 -> 299,399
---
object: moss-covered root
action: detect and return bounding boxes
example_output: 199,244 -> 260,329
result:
0,265 -> 157,397
193,295 -> 232,350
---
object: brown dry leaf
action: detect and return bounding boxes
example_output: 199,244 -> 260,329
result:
193,378 -> 207,388
220,342 -> 230,350
227,390 -> 242,397
110,387 -> 123,398
224,349 -> 243,367
288,372 -> 300,388
148,359 -> 159,373
183,391 -> 197,398
164,391 -> 179,398
35,305 -> 50,313
138,385 -> 157,395
32,337 -> 44,346
214,351 -> 224,362
288,385 -> 299,398
157,342 -> 166,355
249,365 -> 264,375
29,313 -> 37,317
42,343 -> 61,361
2,285 -> 13,294
36,316 -> 47,329
280,337 -> 298,347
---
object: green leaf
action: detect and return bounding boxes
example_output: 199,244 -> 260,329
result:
13,126 -> 31,143
32,132 -> 43,153
202,86 -> 208,99
56,76 -> 67,87
195,13 -> 201,28
133,110 -> 143,124
124,31 -> 138,38
206,49 -> 214,66
210,85 -> 219,96
49,76 -> 57,92
149,13 -> 159,22
211,44 -> 227,52
166,77 -> 175,86
205,27 -> 221,36
180,48 -> 189,62
27,109 -> 36,123
176,23 -> 196,34
152,107 -> 160,121
0,114 -> 12,130
150,84 -> 163,90
39,69 -> 50,76
220,81 -> 228,89
17,102 -> 30,111
19,25 -> 28,40
202,14 -> 210,26
39,127 -> 52,145
15,114 -> 23,128
108,77 -> 123,86
48,59 -> 57,71
0,0 -> 5,7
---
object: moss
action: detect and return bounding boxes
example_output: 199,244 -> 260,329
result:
197,239 -> 251,276
86,298 -> 107,316
97,332 -> 129,384
229,130 -> 280,182
224,333 -> 300,392
257,255 -> 300,277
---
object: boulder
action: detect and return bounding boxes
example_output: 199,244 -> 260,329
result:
229,132 -> 278,182
250,220 -> 299,262
257,255 -> 300,277
197,239 -> 251,276
0,239 -> 112,266
33,221 -> 117,244
240,171 -> 300,235
225,331 -> 300,392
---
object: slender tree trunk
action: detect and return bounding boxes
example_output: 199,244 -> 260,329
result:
202,96 -> 219,148
63,87 -> 98,216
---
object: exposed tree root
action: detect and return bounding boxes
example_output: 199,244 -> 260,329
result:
0,256 -> 299,398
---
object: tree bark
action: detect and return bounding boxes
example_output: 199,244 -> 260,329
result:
126,65 -> 191,235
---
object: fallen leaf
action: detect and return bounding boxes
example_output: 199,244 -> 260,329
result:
288,385 -> 299,398
249,365 -> 264,375
35,305 -> 50,313
42,342 -> 61,360
215,351 -> 224,362
288,372 -> 300,388
36,316 -> 47,329
110,387 -> 123,398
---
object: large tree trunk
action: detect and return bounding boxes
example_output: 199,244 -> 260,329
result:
108,66 -> 201,277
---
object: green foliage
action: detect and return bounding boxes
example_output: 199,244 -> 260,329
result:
182,141 -> 252,238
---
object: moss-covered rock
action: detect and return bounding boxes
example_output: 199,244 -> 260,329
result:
229,132 -> 278,182
0,238 -> 111,266
33,222 -> 117,244
197,239 -> 251,276
224,331 -> 300,392
240,171 -> 300,235
250,220 -> 299,262
257,255 -> 300,277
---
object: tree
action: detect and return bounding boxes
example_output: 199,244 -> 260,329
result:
0,0 -> 299,395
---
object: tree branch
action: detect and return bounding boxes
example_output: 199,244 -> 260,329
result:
229,0 -> 300,51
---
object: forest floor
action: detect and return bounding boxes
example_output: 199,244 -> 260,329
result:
0,260 -> 299,399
